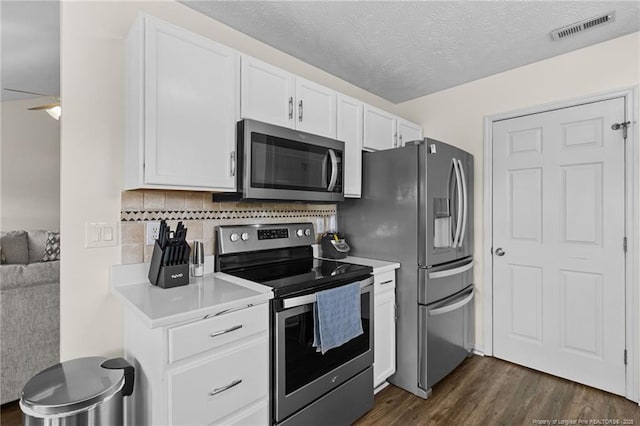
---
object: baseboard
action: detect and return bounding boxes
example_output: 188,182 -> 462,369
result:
374,381 -> 390,394
472,345 -> 485,356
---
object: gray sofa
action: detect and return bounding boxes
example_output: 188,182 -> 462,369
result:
0,230 -> 59,404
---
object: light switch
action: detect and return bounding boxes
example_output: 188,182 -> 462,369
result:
86,222 -> 118,248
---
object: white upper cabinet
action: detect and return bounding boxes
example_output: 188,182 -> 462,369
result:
241,56 -> 295,128
363,105 -> 397,151
397,117 -> 423,147
125,14 -> 238,191
295,77 -> 337,138
337,94 -> 363,198
363,104 -> 423,151
240,56 -> 337,138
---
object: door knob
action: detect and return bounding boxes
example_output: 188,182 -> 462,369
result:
495,248 -> 505,256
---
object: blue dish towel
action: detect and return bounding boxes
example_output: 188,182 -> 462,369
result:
313,282 -> 363,354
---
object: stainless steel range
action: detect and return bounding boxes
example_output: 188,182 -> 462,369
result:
216,223 -> 374,426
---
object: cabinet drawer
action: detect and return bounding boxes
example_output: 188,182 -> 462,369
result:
216,398 -> 268,425
375,270 -> 396,292
168,303 -> 268,363
168,335 -> 268,425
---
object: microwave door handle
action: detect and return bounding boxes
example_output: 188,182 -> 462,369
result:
327,149 -> 338,192
451,158 -> 463,248
457,159 -> 468,248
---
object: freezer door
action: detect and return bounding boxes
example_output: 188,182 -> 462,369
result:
419,140 -> 474,267
418,284 -> 474,390
418,256 -> 473,305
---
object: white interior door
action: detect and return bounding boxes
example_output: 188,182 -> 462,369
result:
492,97 -> 627,395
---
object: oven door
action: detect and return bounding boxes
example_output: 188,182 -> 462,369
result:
240,119 -> 344,202
273,277 -> 374,423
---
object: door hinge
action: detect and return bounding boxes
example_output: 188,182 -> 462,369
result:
623,237 -> 627,253
624,349 -> 628,365
611,121 -> 631,140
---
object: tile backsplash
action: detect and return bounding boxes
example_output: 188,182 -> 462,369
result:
120,190 -> 336,264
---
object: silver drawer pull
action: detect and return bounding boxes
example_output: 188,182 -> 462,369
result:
209,379 -> 242,397
379,280 -> 394,286
210,324 -> 242,338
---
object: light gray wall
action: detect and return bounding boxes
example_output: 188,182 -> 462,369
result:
1,97 -> 60,231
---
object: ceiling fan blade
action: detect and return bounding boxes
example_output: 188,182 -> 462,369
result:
28,102 -> 61,111
3,87 -> 55,97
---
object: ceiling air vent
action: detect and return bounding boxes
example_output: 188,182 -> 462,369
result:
551,11 -> 616,41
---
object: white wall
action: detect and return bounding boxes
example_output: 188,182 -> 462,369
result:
395,32 -> 640,352
60,1 -> 401,360
1,97 -> 60,231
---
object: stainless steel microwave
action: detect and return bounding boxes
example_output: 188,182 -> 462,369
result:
214,120 -> 344,202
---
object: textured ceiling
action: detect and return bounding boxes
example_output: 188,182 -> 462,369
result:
1,1 -> 60,102
182,1 -> 640,103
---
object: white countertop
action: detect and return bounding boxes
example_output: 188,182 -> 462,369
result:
111,258 -> 272,328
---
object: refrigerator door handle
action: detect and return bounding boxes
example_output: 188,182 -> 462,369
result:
428,286 -> 474,317
451,158 -> 463,247
457,159 -> 468,248
428,259 -> 473,279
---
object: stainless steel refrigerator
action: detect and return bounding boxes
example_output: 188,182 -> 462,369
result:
338,138 -> 474,398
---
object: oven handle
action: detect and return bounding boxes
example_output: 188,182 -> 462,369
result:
281,276 -> 374,309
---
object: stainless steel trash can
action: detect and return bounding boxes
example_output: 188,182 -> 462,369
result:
20,357 -> 134,426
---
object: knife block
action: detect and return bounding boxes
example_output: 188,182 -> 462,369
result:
148,241 -> 190,289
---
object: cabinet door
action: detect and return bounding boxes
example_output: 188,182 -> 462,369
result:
295,77 -> 337,138
241,55 -> 295,128
143,16 -> 238,189
397,118 -> 423,147
168,335 -> 268,425
337,94 -> 363,198
363,105 -> 396,151
374,289 -> 396,388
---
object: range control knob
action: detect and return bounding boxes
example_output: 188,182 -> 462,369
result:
304,229 -> 311,236
230,233 -> 240,242
296,229 -> 304,237
241,232 -> 249,241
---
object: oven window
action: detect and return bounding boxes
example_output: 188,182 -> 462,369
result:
251,132 -> 341,192
284,292 -> 371,395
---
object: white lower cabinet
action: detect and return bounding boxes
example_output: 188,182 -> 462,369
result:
124,303 -> 269,425
168,336 -> 268,425
373,270 -> 397,389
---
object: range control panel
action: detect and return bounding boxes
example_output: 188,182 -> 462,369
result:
217,223 -> 316,255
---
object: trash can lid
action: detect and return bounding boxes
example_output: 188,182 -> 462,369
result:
21,357 -> 125,416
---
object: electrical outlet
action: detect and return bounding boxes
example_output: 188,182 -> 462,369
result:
146,222 -> 161,245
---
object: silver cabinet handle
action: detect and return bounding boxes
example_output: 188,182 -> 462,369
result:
379,280 -> 394,286
209,379 -> 242,397
298,100 -> 303,122
451,158 -> 463,247
457,159 -> 468,248
230,151 -> 236,177
288,97 -> 293,119
209,324 -> 242,338
399,134 -> 403,146
495,248 -> 505,256
428,259 -> 473,279
327,149 -> 338,192
394,132 -> 398,147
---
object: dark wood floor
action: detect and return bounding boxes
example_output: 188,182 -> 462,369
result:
3,355 -> 640,425
0,400 -> 20,426
356,355 -> 640,425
